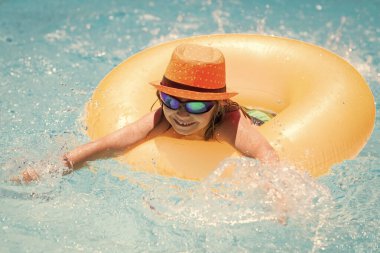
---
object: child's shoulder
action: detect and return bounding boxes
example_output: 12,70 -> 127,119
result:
218,109 -> 245,131
223,108 -> 241,120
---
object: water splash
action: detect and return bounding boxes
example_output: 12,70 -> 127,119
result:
142,158 -> 333,250
146,159 -> 331,222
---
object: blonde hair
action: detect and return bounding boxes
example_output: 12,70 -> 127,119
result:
204,100 -> 241,140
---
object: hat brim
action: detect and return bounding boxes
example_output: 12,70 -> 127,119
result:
150,81 -> 238,101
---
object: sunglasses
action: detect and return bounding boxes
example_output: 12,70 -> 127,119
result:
159,92 -> 215,114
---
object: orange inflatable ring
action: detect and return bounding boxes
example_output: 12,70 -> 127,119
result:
86,34 -> 375,180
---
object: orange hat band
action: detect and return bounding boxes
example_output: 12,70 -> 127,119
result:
161,76 -> 227,94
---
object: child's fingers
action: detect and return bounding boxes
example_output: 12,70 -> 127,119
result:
9,168 -> 40,184
21,168 -> 39,182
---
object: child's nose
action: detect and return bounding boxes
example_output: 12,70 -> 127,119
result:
177,105 -> 189,116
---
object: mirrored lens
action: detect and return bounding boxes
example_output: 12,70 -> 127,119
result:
160,92 -> 180,110
186,101 -> 213,114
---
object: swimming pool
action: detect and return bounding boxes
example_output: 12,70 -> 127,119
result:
1,0 -> 379,252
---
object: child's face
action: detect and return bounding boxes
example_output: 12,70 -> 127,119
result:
163,98 -> 216,136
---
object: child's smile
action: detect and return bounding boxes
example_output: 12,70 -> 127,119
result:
173,117 -> 196,127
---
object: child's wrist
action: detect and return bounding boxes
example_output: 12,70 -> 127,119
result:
63,153 -> 75,168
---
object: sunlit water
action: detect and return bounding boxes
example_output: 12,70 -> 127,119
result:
1,0 -> 379,252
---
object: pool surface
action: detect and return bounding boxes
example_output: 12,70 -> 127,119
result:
1,0 -> 379,252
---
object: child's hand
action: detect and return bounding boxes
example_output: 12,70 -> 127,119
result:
9,155 -> 75,184
10,167 -> 40,183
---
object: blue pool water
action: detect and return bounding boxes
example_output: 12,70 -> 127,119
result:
1,0 -> 379,252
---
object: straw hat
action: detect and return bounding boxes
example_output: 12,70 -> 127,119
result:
150,44 -> 237,100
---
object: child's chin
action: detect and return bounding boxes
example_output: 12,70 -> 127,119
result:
173,124 -> 202,135
173,128 -> 194,136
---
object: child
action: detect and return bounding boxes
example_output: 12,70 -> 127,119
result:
20,43 -> 279,182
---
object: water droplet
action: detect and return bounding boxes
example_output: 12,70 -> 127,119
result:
315,5 -> 323,11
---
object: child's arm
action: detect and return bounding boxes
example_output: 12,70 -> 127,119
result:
63,108 -> 167,169
217,110 -> 279,164
16,109 -> 168,182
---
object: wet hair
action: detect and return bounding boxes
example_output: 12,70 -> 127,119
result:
203,100 -> 241,140
152,91 -> 243,141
